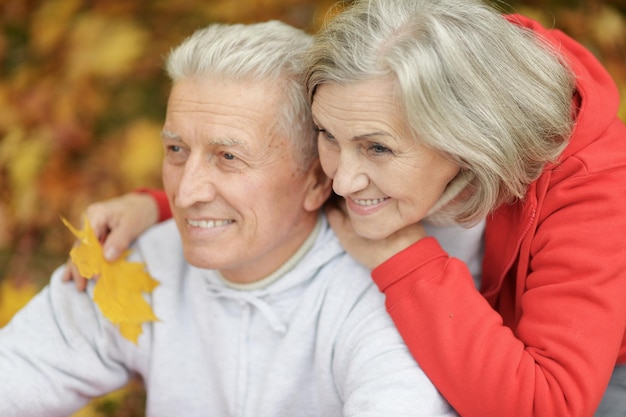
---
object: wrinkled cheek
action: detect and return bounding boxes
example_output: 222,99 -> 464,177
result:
162,164 -> 174,190
161,165 -> 182,208
318,144 -> 338,179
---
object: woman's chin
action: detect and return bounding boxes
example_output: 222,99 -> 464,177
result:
351,222 -> 395,241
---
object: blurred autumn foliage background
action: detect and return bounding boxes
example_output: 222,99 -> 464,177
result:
0,0 -> 625,415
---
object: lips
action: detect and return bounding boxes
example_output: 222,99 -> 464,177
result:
346,196 -> 390,216
187,219 -> 234,228
352,197 -> 387,206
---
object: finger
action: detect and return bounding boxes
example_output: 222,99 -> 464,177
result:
85,203 -> 115,241
100,228 -> 133,261
70,260 -> 97,291
61,259 -> 73,282
324,200 -> 350,231
74,274 -> 88,292
63,260 -> 89,292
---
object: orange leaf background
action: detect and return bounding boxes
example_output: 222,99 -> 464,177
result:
1,0 -> 625,415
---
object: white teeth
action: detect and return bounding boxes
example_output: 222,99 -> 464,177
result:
188,219 -> 233,228
353,198 -> 386,206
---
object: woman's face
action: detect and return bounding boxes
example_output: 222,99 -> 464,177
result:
311,76 -> 459,240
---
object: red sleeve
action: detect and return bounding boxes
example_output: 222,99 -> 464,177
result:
372,238 -> 515,417
134,188 -> 171,223
373,166 -> 626,417
371,15 -> 626,417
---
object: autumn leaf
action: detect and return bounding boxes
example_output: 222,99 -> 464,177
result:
0,279 -> 38,327
61,215 -> 159,344
66,14 -> 148,80
119,119 -> 164,189
30,0 -> 82,55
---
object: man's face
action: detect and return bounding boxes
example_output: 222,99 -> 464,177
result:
162,76 -> 323,283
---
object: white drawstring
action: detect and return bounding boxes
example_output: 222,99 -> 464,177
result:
205,283 -> 288,334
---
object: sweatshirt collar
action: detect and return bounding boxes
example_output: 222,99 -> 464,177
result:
216,216 -> 323,291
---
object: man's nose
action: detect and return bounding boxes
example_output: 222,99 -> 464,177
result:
175,157 -> 217,207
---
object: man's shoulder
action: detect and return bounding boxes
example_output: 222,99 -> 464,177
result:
315,251 -> 383,319
306,216 -> 375,293
138,218 -> 180,244
131,220 -> 185,278
321,252 -> 371,284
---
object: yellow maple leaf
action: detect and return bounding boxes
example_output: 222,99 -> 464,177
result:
61,215 -> 159,344
0,279 -> 38,327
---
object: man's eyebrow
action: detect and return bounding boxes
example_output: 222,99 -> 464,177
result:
160,130 -> 249,150
161,129 -> 182,141
209,137 -> 246,147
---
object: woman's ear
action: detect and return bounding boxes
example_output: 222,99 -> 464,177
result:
303,158 -> 333,212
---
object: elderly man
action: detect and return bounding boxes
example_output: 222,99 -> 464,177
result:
0,21 -> 458,416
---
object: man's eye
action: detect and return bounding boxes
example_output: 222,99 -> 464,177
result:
223,152 -> 236,160
163,144 -> 188,165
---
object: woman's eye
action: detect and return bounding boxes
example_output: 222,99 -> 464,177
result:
317,129 -> 335,142
369,143 -> 392,154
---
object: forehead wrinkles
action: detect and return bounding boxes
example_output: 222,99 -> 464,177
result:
166,78 -> 296,162
167,99 -> 276,141
313,80 -> 413,142
168,77 -> 275,121
170,97 -> 267,123
313,101 -> 403,143
163,117 -> 296,170
313,88 -> 392,126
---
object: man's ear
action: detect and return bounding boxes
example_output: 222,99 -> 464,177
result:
303,158 -> 333,212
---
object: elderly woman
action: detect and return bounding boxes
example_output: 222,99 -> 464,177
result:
65,0 -> 626,416
306,0 -> 626,416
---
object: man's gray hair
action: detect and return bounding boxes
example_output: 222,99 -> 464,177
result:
166,21 -> 317,169
306,0 -> 575,225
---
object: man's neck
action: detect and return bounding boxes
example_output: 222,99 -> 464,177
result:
217,216 -> 322,291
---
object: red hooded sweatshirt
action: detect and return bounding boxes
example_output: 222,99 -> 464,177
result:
372,14 -> 626,417
143,13 -> 626,417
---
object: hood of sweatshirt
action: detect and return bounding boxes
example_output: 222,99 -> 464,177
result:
136,215 -> 345,334
506,14 -> 623,160
197,215 -> 343,333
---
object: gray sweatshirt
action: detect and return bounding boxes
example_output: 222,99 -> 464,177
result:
0,216 -> 476,416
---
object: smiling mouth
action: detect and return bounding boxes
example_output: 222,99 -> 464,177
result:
352,198 -> 387,206
187,219 -> 234,228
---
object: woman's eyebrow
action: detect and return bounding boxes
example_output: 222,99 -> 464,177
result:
353,131 -> 395,142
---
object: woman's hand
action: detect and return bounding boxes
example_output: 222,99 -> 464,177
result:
324,197 -> 428,269
62,192 -> 160,290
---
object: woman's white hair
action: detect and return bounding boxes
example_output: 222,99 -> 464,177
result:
306,0 -> 576,225
166,21 -> 317,170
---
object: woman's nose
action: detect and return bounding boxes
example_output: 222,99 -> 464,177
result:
331,155 -> 369,197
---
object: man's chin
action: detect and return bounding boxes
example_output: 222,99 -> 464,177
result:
182,246 -> 229,270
